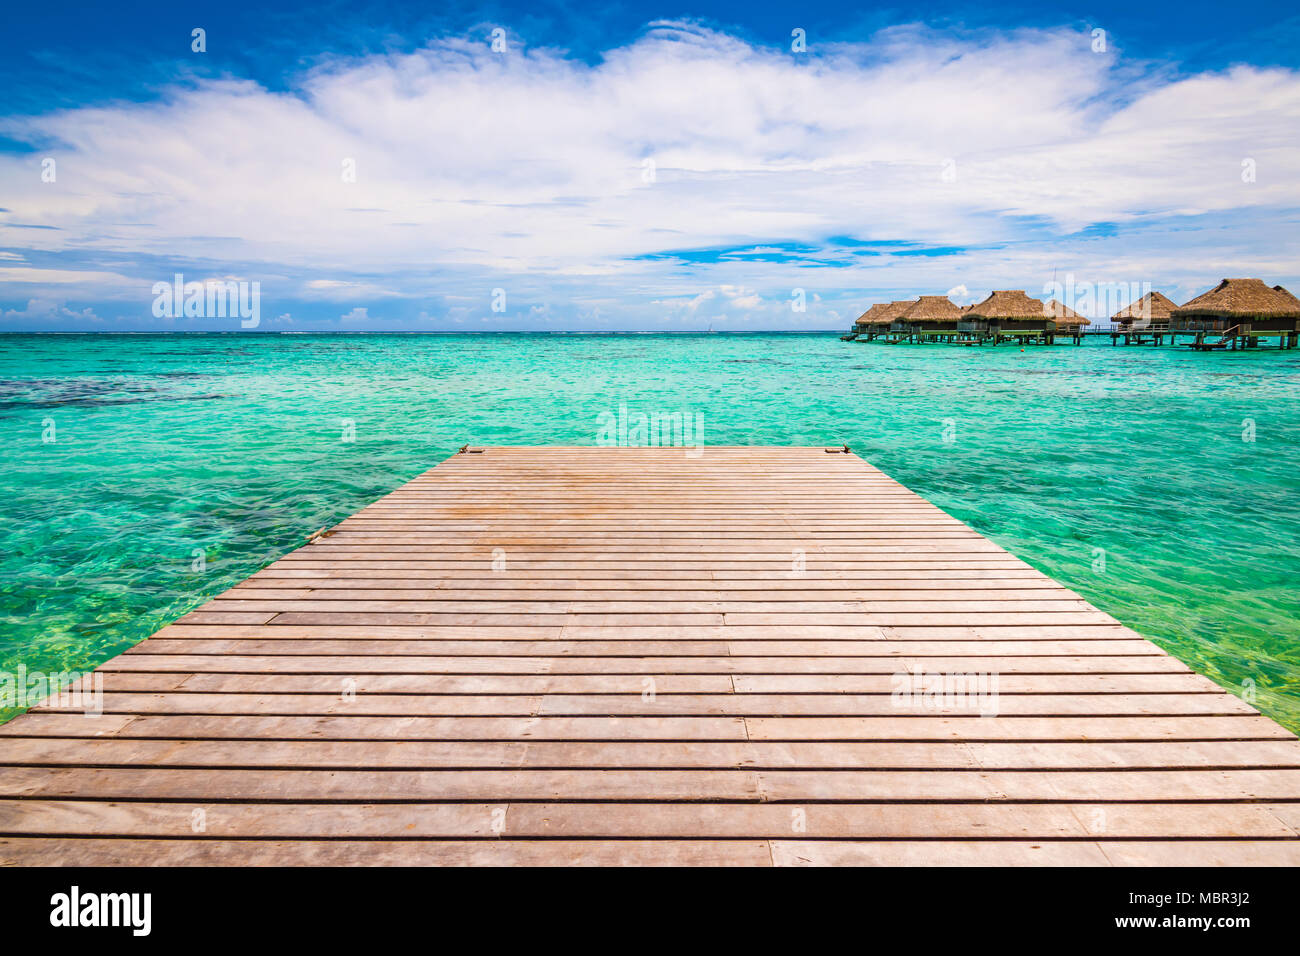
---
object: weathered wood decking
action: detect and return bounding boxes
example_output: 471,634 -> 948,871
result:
2,446 -> 1299,865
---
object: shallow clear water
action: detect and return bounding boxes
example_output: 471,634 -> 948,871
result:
2,332 -> 1298,729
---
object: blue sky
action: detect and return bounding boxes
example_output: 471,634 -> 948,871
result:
2,0 -> 1299,330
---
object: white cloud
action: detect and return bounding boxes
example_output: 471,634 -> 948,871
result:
653,289 -> 718,313
720,285 -> 763,309
304,279 -> 401,300
1,298 -> 101,324
0,266 -> 134,286
0,21 -> 1297,321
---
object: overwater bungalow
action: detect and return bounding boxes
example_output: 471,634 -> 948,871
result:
1043,299 -> 1091,344
898,295 -> 964,342
1109,291 -> 1177,345
959,290 -> 1053,345
1171,278 -> 1300,350
843,302 -> 894,341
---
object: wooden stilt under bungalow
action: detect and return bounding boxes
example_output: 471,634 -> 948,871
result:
1171,278 -> 1300,350
1110,291 -> 1177,346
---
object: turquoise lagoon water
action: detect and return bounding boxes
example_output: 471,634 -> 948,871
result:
1,332 -> 1298,729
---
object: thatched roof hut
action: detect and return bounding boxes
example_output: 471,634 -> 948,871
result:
851,300 -> 916,335
1043,299 -> 1092,328
853,303 -> 891,328
900,296 -> 962,322
964,290 -> 1047,320
1112,291 -> 1176,324
1174,278 -> 1300,322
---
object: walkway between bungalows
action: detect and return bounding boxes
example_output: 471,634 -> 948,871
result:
2,446 -> 1299,865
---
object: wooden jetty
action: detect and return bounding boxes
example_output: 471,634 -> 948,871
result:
2,446 -> 1299,866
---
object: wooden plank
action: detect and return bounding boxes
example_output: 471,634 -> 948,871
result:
0,713 -> 756,740
2,800 -> 1296,839
1,445 -> 1295,866
79,672 -> 1215,694
743,715 -> 1292,741
32,691 -> 1258,716
768,841 -> 1300,867
1,738 -> 1296,769
5,766 -> 1300,801
2,713 -> 1285,741
0,838 -> 773,867
96,654 -> 1195,674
